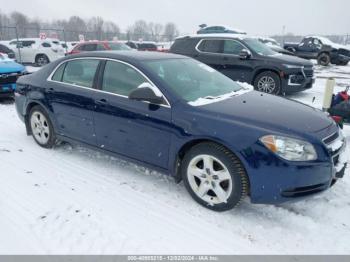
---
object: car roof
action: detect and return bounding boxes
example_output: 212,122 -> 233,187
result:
200,25 -> 246,34
176,33 -> 250,40
67,50 -> 188,62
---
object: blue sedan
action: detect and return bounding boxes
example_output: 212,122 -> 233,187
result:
14,51 -> 347,211
0,54 -> 26,98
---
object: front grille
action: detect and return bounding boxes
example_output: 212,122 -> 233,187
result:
303,67 -> 314,78
323,131 -> 339,145
0,73 -> 20,85
282,182 -> 328,197
339,49 -> 350,57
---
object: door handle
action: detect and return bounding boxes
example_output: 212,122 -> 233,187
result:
96,98 -> 108,105
47,87 -> 54,93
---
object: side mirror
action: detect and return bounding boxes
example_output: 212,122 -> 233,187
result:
129,83 -> 165,105
239,49 -> 251,59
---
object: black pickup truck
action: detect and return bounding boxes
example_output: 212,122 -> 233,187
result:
284,36 -> 350,66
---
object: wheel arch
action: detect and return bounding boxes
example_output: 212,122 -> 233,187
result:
173,138 -> 250,190
24,101 -> 51,135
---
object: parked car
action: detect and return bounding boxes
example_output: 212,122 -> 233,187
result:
257,37 -> 293,55
0,53 -> 26,98
15,51 -> 347,211
170,34 -> 314,95
284,36 -> 350,66
60,41 -> 78,53
0,43 -> 16,60
125,41 -> 158,51
8,38 -> 65,66
67,41 -> 131,55
197,25 -> 246,35
156,42 -> 172,52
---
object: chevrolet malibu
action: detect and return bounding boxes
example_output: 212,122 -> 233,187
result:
15,51 -> 347,211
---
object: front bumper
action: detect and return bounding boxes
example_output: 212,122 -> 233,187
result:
242,129 -> 347,204
0,83 -> 16,98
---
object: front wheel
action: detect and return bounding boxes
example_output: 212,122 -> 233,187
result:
181,142 -> 249,212
254,71 -> 281,95
29,106 -> 56,148
317,53 -> 331,66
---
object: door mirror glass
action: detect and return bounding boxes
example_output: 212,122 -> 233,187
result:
239,49 -> 251,59
129,83 -> 165,105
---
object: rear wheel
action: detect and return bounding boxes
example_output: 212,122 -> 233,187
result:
317,53 -> 331,66
29,106 -> 56,148
35,54 -> 50,66
182,142 -> 249,212
254,71 -> 281,95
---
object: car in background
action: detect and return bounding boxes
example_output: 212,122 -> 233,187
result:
170,34 -> 314,95
8,38 -> 65,66
67,41 -> 131,55
0,53 -> 26,98
197,25 -> 246,35
125,41 -> 158,51
257,37 -> 293,55
14,51 -> 347,211
60,41 -> 78,53
156,42 -> 172,52
284,36 -> 350,66
0,43 -> 16,60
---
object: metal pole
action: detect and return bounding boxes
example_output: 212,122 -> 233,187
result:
63,29 -> 68,53
15,26 -> 22,63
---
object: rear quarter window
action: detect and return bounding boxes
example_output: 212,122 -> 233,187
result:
170,38 -> 199,55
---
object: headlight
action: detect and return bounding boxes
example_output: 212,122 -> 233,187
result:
283,64 -> 304,69
260,135 -> 317,161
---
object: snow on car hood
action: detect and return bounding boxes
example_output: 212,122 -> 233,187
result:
188,82 -> 254,106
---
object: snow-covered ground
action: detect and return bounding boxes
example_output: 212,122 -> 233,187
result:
0,63 -> 350,255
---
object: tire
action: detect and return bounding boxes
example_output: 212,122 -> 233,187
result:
253,71 -> 281,95
29,105 -> 56,148
286,47 -> 296,53
181,142 -> 249,212
35,54 -> 50,67
317,53 -> 331,66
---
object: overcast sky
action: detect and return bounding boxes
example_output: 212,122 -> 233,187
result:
2,0 -> 349,35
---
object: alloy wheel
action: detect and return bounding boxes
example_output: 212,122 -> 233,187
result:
257,76 -> 276,93
30,111 -> 50,145
187,154 -> 233,206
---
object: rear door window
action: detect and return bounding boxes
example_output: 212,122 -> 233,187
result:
197,39 -> 223,53
59,59 -> 100,88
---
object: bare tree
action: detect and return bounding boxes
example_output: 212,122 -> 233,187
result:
164,22 -> 179,41
10,11 -> 29,37
87,16 -> 104,40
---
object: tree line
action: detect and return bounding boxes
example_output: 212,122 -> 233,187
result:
0,10 -> 179,42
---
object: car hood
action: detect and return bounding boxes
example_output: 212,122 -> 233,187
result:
267,53 -> 313,66
0,60 -> 25,74
196,91 -> 333,134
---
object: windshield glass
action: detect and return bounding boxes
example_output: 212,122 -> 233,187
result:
244,38 -> 277,56
142,58 -> 244,103
317,37 -> 335,46
108,43 -> 131,50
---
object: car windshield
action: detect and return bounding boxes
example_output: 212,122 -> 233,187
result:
244,38 -> 277,56
316,37 -> 335,46
142,58 -> 244,104
108,43 -> 131,50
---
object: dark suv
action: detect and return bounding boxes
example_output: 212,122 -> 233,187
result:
170,34 -> 315,95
